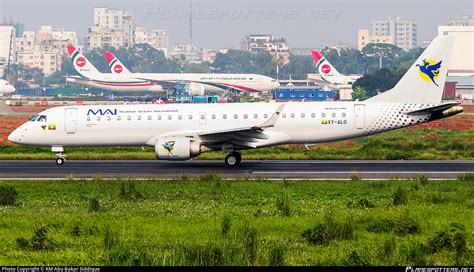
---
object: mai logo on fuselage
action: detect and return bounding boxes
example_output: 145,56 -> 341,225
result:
416,59 -> 442,86
87,109 -> 118,116
162,141 -> 175,156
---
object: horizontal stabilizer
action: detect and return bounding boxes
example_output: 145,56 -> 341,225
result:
405,102 -> 459,115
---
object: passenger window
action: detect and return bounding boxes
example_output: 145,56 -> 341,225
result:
234,114 -> 238,119
117,116 -> 121,121
301,113 -> 305,118
243,114 -> 248,119
211,114 -> 216,119
331,113 -> 336,117
158,115 -> 162,120
178,115 -> 183,120
86,117 -> 91,121
223,114 -> 227,119
97,116 -> 101,121
342,113 -> 346,117
127,116 -> 131,121
322,113 -> 326,118
168,115 -> 172,120
253,114 -> 258,119
188,115 -> 193,120
37,115 -> 47,122
137,116 -> 142,121
282,113 -> 287,118
147,115 -> 152,120
311,113 -> 316,118
107,116 -> 111,121
290,113 -> 295,118
264,114 -> 268,118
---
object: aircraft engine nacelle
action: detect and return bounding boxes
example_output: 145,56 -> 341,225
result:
188,82 -> 206,96
155,137 -> 206,160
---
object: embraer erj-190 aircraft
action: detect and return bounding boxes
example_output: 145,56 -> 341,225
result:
9,36 -> 462,166
65,46 -> 280,95
311,50 -> 361,85
0,79 -> 16,94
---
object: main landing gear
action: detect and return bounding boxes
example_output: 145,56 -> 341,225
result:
225,152 -> 241,167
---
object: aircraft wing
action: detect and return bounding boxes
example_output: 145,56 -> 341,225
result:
146,104 -> 286,149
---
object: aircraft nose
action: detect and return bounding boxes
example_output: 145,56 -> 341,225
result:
8,128 -> 21,144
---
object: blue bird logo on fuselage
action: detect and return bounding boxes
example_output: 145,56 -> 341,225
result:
416,59 -> 442,86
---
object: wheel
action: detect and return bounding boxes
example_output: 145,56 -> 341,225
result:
56,157 -> 65,166
234,152 -> 242,163
225,153 -> 241,167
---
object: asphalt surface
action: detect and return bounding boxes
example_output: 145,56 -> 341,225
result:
0,160 -> 472,179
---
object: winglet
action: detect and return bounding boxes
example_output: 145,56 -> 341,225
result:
256,104 -> 286,129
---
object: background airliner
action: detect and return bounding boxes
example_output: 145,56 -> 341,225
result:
0,79 -> 16,94
65,46 -> 280,95
311,50 -> 361,85
9,36 -> 461,166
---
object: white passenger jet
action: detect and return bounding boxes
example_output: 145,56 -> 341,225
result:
0,79 -> 15,94
311,50 -> 361,85
9,36 -> 462,166
65,46 -> 279,95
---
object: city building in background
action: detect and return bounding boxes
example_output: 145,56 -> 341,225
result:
357,29 -> 393,50
93,7 -> 134,47
0,25 -> 15,77
440,15 -> 474,100
170,44 -> 203,63
358,16 -> 417,51
438,15 -> 474,75
15,25 -> 77,75
244,34 -> 290,65
134,27 -> 169,57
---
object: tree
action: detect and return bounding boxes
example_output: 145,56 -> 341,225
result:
351,86 -> 369,101
352,67 -> 408,98
211,49 -> 276,77
361,43 -> 404,70
279,55 -> 314,80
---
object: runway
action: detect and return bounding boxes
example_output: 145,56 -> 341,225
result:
0,160 -> 472,179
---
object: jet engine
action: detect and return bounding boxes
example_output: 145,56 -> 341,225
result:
187,82 -> 206,96
155,137 -> 208,160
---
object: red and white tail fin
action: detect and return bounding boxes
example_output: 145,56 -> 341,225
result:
311,50 -> 344,79
105,51 -> 131,75
67,46 -> 101,78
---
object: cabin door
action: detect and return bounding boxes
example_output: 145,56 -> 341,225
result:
65,108 -> 77,134
354,104 -> 365,129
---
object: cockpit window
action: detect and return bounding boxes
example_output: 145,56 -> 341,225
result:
37,115 -> 47,122
29,115 -> 39,122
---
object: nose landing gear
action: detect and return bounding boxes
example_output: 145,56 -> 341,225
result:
225,152 -> 241,167
52,146 -> 65,166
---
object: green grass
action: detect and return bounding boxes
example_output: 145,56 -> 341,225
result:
1,128 -> 473,160
0,177 -> 473,266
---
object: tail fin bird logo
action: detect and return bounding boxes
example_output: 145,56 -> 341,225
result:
416,59 -> 442,86
162,141 -> 175,156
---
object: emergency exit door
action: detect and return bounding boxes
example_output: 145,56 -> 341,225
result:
354,104 -> 365,129
65,108 -> 77,134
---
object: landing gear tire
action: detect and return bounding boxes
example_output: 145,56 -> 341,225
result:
56,157 -> 65,166
225,152 -> 241,167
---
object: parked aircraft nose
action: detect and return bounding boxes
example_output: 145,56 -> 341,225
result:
7,84 -> 16,93
8,128 -> 22,144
